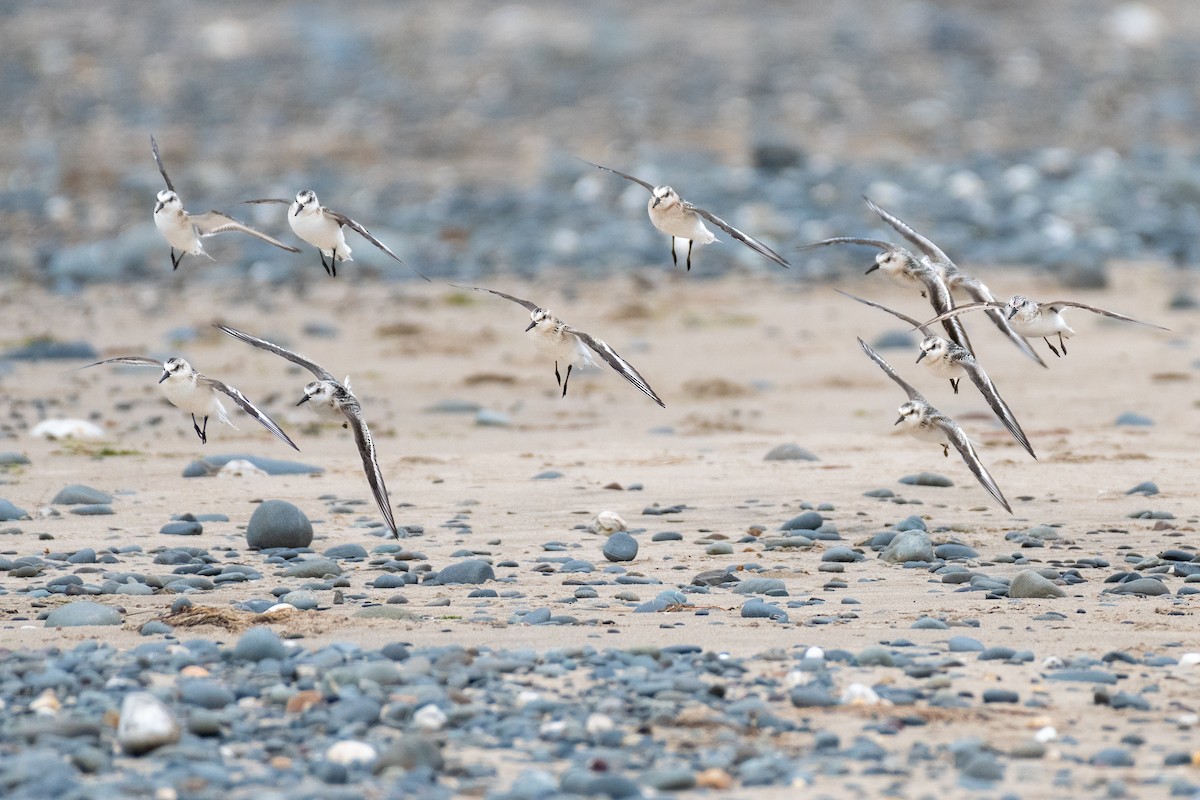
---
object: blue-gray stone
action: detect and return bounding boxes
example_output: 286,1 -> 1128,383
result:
1044,669 -> 1117,684
52,484 -> 113,505
763,443 -> 818,461
912,616 -> 948,629
325,543 -> 369,560
283,558 -> 340,578
44,601 -> 122,627
731,577 -> 787,596
899,472 -> 953,487
69,504 -> 114,516
982,689 -> 1020,703
821,546 -> 863,563
139,620 -> 172,636
1125,481 -> 1159,496
532,471 -> 563,480
1090,748 -> 1135,767
790,686 -> 837,707
160,521 -> 202,536
602,532 -> 638,562
894,515 -> 927,531
474,409 -> 510,427
372,574 -> 409,589
1106,577 -> 1169,596
422,399 -> 482,414
233,627 -> 287,662
0,499 -> 29,521
881,530 -> 935,563
427,559 -> 494,585
0,452 -> 30,467
780,511 -> 823,530
1115,412 -> 1154,426
934,543 -> 978,560
182,454 -> 324,478
873,331 -> 915,349
179,679 -> 236,709
278,590 -> 320,610
1009,570 -> 1066,598
740,599 -> 788,622
948,636 -> 985,652
3,340 -> 99,360
246,500 -> 313,549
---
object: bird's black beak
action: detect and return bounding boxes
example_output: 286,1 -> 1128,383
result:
865,264 -> 879,274
292,204 -> 301,217
894,415 -> 904,426
155,201 -> 164,213
651,196 -> 662,208
158,371 -> 170,384
1006,307 -> 1017,320
296,395 -> 310,406
524,321 -> 537,332
915,350 -> 927,363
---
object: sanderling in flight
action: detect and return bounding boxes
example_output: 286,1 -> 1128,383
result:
79,356 -> 298,450
241,190 -> 429,280
582,160 -> 790,271
458,286 -> 666,406
801,234 -> 974,355
862,198 -> 1047,368
858,338 -> 1012,513
918,295 -> 1170,357
839,290 -> 1036,459
150,136 -> 300,270
214,324 -> 398,538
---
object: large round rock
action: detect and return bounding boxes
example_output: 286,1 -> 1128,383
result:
246,500 -> 313,549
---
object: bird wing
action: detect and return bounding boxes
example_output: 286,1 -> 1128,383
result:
913,265 -> 975,354
1040,301 -> 1170,331
567,327 -> 666,408
864,197 -> 954,267
954,274 -> 1048,368
239,198 -> 291,206
188,211 -> 302,252
578,159 -> 656,193
77,356 -> 163,371
835,290 -> 932,335
149,135 -> 174,192
453,285 -> 542,313
202,377 -> 300,452
931,412 -> 1013,514
916,300 -> 1004,329
798,237 -> 897,252
214,324 -> 338,383
325,209 -> 431,281
687,204 -> 791,269
339,398 -> 398,538
958,358 -> 1037,460
856,337 -> 926,404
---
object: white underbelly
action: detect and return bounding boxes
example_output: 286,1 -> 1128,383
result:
291,213 -> 350,259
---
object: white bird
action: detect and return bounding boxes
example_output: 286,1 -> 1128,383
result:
150,136 -> 300,270
582,160 -> 790,271
79,356 -> 298,450
214,324 -> 398,538
242,190 -> 429,280
858,338 -> 1012,514
918,295 -> 1169,357
838,291 -> 1036,459
863,197 -> 1048,368
459,286 -> 665,406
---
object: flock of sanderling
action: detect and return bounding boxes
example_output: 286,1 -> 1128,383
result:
75,136 -> 1171,535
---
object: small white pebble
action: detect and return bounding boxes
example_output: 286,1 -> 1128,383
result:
1177,653 -> 1200,667
325,740 -> 377,766
804,646 -> 825,661
1041,656 -> 1065,669
516,690 -> 541,708
413,703 -> 447,732
840,683 -> 886,706
585,713 -> 614,735
1034,726 -> 1058,743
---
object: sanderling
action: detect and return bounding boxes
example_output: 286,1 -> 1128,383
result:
79,356 -> 298,450
918,295 -> 1170,357
241,191 -> 429,280
150,136 -> 300,270
801,235 -> 974,354
839,291 -> 1036,459
458,286 -> 666,407
582,160 -> 790,271
863,198 -> 1048,368
857,338 -> 1012,513
214,324 -> 398,538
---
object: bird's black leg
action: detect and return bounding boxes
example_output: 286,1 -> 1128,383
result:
686,240 -> 693,271
1044,337 -> 1061,357
554,361 -> 562,388
1058,333 -> 1067,354
320,251 -> 333,277
561,364 -> 573,397
329,247 -> 338,278
950,378 -> 960,394
191,414 -> 208,444
941,444 -> 949,457
170,249 -> 181,270
669,238 -> 677,267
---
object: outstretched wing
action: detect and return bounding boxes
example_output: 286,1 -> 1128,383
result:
325,209 -> 431,281
863,197 -> 953,266
578,159 -> 656,193
857,337 -> 926,404
239,198 -> 291,205
453,285 -> 542,313
1041,301 -> 1170,331
149,135 -> 174,192
958,359 -> 1037,460
798,237 -> 897,252
687,204 -> 790,269
568,327 -> 666,408
188,211 -> 302,252
912,265 -> 975,355
951,275 -> 1049,368
932,413 -> 1013,514
917,300 -> 1004,329
214,324 -> 339,383
77,355 -> 164,371
203,377 -> 300,452
339,397 -> 398,538
836,289 -> 932,335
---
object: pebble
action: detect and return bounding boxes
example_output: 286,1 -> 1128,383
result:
602,531 -> 638,562
160,520 -> 203,536
327,740 -> 378,766
588,510 -> 627,534
246,500 -> 313,549
182,454 -> 324,478
0,499 -> 29,521
1125,481 -> 1159,496
898,472 -> 953,487
69,504 -> 114,516
233,627 -> 288,662
881,530 -> 935,563
780,511 -> 823,530
740,599 -> 788,622
474,409 -> 511,427
1115,412 -> 1154,426
763,443 -> 818,461
43,601 -> 122,627
427,559 -> 495,584
30,419 -> 105,440
0,452 -> 31,467
117,692 -> 181,755
1009,570 -> 1066,598
51,484 -> 113,505
1106,577 -> 1170,596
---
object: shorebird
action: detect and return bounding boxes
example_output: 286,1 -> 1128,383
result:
459,286 -> 665,406
150,136 -> 300,270
839,291 -> 1036,459
918,295 -> 1170,357
858,338 -> 1012,513
582,160 -> 790,271
241,191 -> 428,280
863,198 -> 1047,368
214,324 -> 397,538
801,235 -> 974,354
80,356 -> 298,450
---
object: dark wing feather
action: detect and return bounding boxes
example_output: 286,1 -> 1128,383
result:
150,135 -> 174,192
914,266 -> 975,355
578,159 -> 656,193
687,204 -> 790,268
835,290 -> 932,335
798,236 -> 898,252
952,274 -> 1048,368
204,378 -> 300,451
1041,301 -> 1170,330
933,414 -> 1013,514
958,359 -> 1037,459
214,324 -> 338,383
915,301 -> 1003,330
325,209 -> 431,281
239,198 -> 291,205
453,285 -> 541,313
189,211 -> 302,252
856,337 -> 925,404
77,356 -> 163,371
568,327 -> 665,408
340,399 -> 398,538
863,197 -> 952,266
